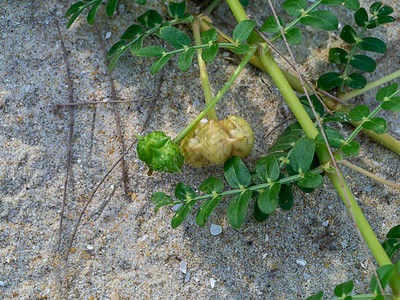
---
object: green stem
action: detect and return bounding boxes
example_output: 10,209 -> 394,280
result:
346,89 -> 400,144
162,43 -> 237,56
339,26 -> 368,91
257,50 -> 319,138
339,70 -> 400,102
187,166 -> 324,202
173,45 -> 257,144
192,17 -> 218,120
226,0 -> 400,294
345,103 -> 383,144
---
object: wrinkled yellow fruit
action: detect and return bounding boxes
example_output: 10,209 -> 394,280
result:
180,116 -> 254,167
220,115 -> 254,158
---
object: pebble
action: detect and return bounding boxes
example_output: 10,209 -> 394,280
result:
172,203 -> 182,211
105,32 -> 111,39
296,259 -> 307,266
210,278 -> 216,289
180,261 -> 187,274
184,272 -> 190,283
322,220 -> 329,227
210,224 -> 222,236
0,281 -> 5,287
86,244 -> 94,250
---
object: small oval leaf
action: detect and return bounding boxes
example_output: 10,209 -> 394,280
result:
224,156 -> 251,188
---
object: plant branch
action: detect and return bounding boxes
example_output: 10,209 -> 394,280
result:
192,16 -> 218,120
95,26 -> 130,199
340,159 -> 400,190
173,45 -> 257,144
339,70 -> 400,102
56,20 -> 75,251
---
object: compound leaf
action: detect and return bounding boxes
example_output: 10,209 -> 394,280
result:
200,177 -> 224,194
349,104 -> 370,122
160,26 -> 191,48
256,155 -> 280,183
227,190 -> 252,228
168,1 -> 186,19
152,192 -> 175,212
297,173 -> 324,188
340,25 -> 357,44
178,47 -> 195,71
328,47 -> 348,65
376,83 -> 398,101
196,196 -> 222,227
121,24 -> 144,40
362,117 -> 387,134
201,43 -> 219,62
138,9 -> 163,28
257,183 -> 281,215
370,265 -> 395,294
201,28 -> 218,44
233,20 -> 256,43
334,280 -> 354,297
150,54 -> 171,74
350,55 -> 376,73
224,156 -> 251,188
289,137 -> 315,174
345,72 -> 367,89
171,200 -> 197,228
106,0 -> 118,17
358,37 -> 386,53
300,10 -> 338,31
175,182 -> 196,200
317,72 -> 343,90
283,0 -> 307,17
342,140 -> 360,156
354,7 -> 368,26
260,16 -> 284,34
285,28 -> 302,45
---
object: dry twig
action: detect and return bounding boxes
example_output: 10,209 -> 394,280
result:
55,20 -> 75,250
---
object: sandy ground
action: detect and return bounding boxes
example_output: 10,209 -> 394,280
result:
1,0 -> 399,299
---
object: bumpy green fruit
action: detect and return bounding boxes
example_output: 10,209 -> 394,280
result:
137,131 -> 184,173
180,116 -> 254,167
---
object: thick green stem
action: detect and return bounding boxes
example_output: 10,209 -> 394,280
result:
226,0 -> 400,294
173,45 -> 257,144
339,70 -> 400,102
192,17 -> 218,120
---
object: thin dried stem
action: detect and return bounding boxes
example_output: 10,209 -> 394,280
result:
340,159 -> 400,190
55,20 -> 75,251
95,26 -> 129,199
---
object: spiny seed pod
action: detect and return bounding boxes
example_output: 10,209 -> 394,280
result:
220,115 -> 254,158
180,116 -> 254,167
137,131 -> 184,173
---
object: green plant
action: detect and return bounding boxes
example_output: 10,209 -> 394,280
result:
65,0 -> 400,298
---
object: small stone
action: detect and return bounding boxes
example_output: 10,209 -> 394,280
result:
322,220 -> 329,227
105,32 -> 111,39
210,278 -> 216,289
180,261 -> 187,274
0,281 -> 5,287
184,272 -> 190,283
86,244 -> 94,250
210,224 -> 222,236
365,185 -> 373,192
296,259 -> 307,266
265,234 -> 269,242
